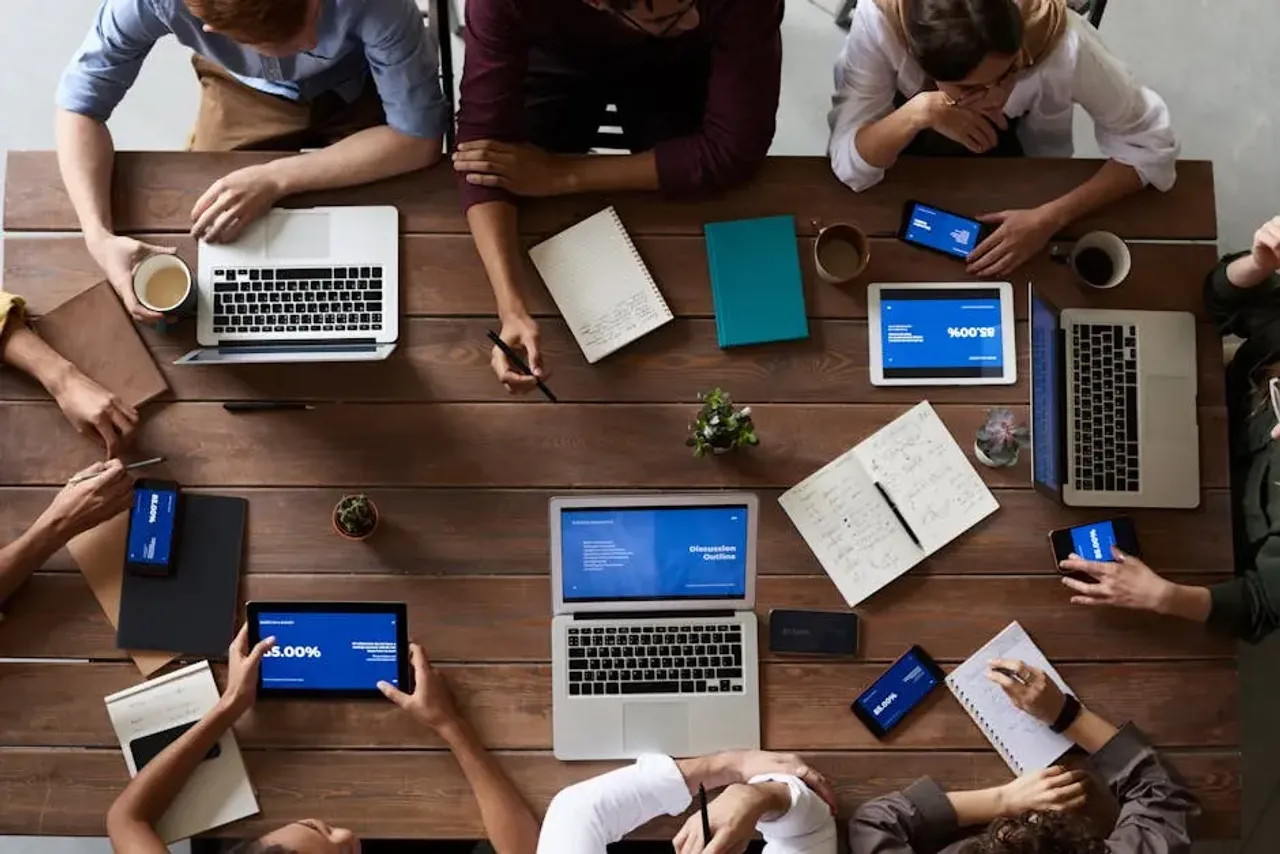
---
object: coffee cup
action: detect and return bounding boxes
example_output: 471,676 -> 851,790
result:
813,222 -> 871,284
132,253 -> 195,319
1063,231 -> 1131,290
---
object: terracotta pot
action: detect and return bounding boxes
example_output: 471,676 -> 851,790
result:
332,495 -> 379,541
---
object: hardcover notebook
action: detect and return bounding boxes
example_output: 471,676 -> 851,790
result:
779,401 -> 998,606
528,206 -> 672,363
704,215 -> 808,348
946,621 -> 1076,774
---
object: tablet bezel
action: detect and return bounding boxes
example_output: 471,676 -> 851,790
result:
247,601 -> 410,699
867,281 -> 1017,387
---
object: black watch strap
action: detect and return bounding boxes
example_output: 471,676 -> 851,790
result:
1050,694 -> 1082,734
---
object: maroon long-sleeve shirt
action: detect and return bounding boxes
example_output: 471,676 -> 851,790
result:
456,0 -> 783,210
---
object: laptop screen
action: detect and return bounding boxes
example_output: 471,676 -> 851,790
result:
1030,288 -> 1063,494
560,505 -> 750,602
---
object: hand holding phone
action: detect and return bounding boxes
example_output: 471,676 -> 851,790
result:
1058,549 -> 1175,615
1049,517 -> 1140,566
897,200 -> 994,260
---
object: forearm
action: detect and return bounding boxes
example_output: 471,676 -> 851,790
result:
0,517 -> 65,605
945,786 -> 1008,827
1038,160 -> 1144,232
54,108 -> 118,241
1,322 -> 76,397
1064,706 -> 1121,755
674,753 -> 740,795
1225,254 -> 1276,290
1155,582 -> 1213,624
853,96 -> 931,170
556,151 -> 659,195
436,718 -> 539,854
467,201 -> 531,319
265,126 -> 442,197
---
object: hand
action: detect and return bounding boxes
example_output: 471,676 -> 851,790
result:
717,750 -> 837,815
37,460 -> 134,540
673,782 -> 783,854
191,164 -> 285,244
1059,547 -> 1175,613
222,623 -> 276,716
50,368 -> 138,455
87,233 -> 176,323
996,766 -> 1089,816
452,140 -> 567,197
967,207 -> 1060,277
919,92 -> 1000,154
378,642 -> 461,730
986,660 -> 1066,726
490,314 -> 548,394
1250,216 -> 1280,276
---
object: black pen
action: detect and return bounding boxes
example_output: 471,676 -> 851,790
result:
698,784 -> 711,848
992,666 -> 1029,686
486,329 -> 558,402
873,482 -> 922,549
223,402 -> 315,413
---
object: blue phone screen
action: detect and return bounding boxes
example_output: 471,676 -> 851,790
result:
855,648 -> 940,731
903,203 -> 982,258
126,486 -> 178,565
1069,520 -> 1119,561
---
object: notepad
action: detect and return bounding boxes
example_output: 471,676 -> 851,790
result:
946,621 -> 1076,774
704,215 -> 809,348
779,401 -> 998,606
105,661 -> 259,841
528,206 -> 673,363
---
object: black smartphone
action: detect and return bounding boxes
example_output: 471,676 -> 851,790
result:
124,479 -> 181,577
897,199 -> 994,260
769,609 -> 859,656
1049,516 -> 1142,568
851,645 -> 945,739
128,721 -> 221,771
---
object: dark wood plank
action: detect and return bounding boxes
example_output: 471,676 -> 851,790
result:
4,152 -> 1216,239
0,574 -> 1234,662
0,748 -> 1239,838
0,402 -> 1231,489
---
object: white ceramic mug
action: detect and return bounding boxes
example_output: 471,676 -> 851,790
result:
132,253 -> 195,318
1068,231 -> 1132,290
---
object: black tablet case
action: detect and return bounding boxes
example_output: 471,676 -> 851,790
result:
117,494 -> 247,657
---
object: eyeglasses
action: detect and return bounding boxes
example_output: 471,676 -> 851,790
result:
613,0 -> 697,37
941,58 -> 1026,108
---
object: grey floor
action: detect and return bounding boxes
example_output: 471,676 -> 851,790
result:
1,0 -> 1278,851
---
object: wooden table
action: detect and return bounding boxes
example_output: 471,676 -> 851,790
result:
0,152 -> 1238,840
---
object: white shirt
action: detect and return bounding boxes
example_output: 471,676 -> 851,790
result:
536,754 -> 837,854
827,2 -> 1179,192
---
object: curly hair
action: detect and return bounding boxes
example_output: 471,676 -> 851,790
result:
963,811 -> 1107,854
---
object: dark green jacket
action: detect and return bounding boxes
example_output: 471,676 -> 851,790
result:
1205,252 -> 1280,642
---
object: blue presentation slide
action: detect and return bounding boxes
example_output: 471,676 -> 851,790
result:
560,506 -> 749,601
881,293 -> 1003,374
126,487 -> 177,565
904,203 -> 982,258
1070,521 -> 1118,562
257,611 -> 401,690
857,648 -> 940,730
1031,293 -> 1062,491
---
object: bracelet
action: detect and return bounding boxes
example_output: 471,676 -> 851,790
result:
1050,694 -> 1082,734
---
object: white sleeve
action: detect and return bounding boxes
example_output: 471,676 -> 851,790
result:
536,754 -> 692,854
751,774 -> 839,854
826,1 -> 900,192
1070,18 -> 1179,191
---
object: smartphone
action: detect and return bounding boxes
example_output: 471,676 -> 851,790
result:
851,645 -> 945,739
1049,516 -> 1142,565
897,199 -> 994,260
128,721 -> 221,771
769,609 -> 859,656
125,479 -> 181,577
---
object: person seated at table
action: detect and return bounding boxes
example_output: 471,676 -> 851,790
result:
538,748 -> 837,854
107,635 -> 541,854
1059,215 -> 1280,645
827,0 -> 1178,278
55,0 -> 447,322
850,660 -> 1196,853
450,0 -> 783,394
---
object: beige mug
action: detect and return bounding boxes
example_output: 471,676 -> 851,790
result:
813,222 -> 871,284
132,253 -> 196,320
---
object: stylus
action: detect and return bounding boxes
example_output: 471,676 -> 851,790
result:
873,482 -> 922,549
68,456 -> 166,485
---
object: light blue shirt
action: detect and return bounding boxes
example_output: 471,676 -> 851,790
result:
57,0 -> 446,139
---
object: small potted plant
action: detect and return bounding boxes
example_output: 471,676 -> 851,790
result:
332,493 -> 379,541
687,388 -> 760,457
974,407 -> 1030,468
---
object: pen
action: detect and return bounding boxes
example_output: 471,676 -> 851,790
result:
68,456 -> 166,485
486,329 -> 558,402
992,666 -> 1028,686
698,784 -> 711,848
873,481 -> 922,548
223,401 -> 315,412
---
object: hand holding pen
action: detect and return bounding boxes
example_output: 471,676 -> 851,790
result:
487,328 -> 557,402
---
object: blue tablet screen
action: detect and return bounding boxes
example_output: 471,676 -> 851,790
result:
880,287 -> 1005,379
257,610 -> 401,691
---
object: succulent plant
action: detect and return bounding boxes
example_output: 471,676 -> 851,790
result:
686,388 -> 760,458
333,494 -> 379,539
974,407 -> 1030,467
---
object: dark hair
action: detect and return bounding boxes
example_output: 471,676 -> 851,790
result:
225,840 -> 296,854
184,0 -> 310,45
599,0 -> 650,10
963,811 -> 1107,854
905,0 -> 1024,82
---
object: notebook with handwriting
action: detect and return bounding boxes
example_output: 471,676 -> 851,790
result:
946,621 -> 1075,774
779,401 -> 998,606
528,206 -> 673,363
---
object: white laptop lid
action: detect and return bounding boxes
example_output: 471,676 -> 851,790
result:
550,493 -> 758,616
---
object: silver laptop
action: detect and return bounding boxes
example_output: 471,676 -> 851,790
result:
1029,284 -> 1199,508
176,206 -> 399,365
550,493 -> 761,761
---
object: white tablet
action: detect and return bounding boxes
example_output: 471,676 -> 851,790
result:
868,282 -> 1017,386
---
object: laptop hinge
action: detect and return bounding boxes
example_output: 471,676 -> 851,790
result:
216,338 -> 379,351
573,609 -> 736,621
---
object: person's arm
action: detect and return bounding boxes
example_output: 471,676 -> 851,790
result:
847,779 -> 959,854
1203,221 -> 1280,345
749,775 -> 837,854
1088,723 -> 1198,854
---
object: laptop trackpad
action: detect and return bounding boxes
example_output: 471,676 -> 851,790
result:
267,212 -> 330,259
623,703 -> 690,756
1144,376 -> 1196,441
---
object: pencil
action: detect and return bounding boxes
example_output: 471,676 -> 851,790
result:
68,456 -> 165,485
486,329 -> 558,402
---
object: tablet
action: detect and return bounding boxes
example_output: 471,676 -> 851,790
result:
247,601 -> 410,699
867,282 -> 1017,386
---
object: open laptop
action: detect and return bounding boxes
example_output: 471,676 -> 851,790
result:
176,206 -> 399,365
550,493 -> 761,761
1029,283 -> 1199,508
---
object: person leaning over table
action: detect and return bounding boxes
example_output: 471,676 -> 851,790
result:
849,660 -> 1196,854
450,0 -> 783,394
54,0 -> 447,323
827,0 -> 1178,278
107,634 -> 541,854
1059,216 -> 1280,645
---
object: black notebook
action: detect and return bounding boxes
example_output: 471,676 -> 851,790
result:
117,495 -> 247,657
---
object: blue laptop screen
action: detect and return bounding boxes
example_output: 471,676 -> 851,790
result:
1031,290 -> 1062,493
560,505 -> 750,602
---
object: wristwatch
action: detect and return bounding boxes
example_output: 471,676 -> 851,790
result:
1050,694 -> 1082,734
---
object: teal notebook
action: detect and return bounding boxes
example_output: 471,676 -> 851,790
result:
704,215 -> 809,348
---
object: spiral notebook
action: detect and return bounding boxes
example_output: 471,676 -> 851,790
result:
528,206 -> 672,363
946,621 -> 1075,774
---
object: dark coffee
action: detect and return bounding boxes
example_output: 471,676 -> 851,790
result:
1074,247 -> 1115,287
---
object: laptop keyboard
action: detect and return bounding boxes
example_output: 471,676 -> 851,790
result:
567,621 -> 745,697
211,266 -> 384,335
1071,323 -> 1140,493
